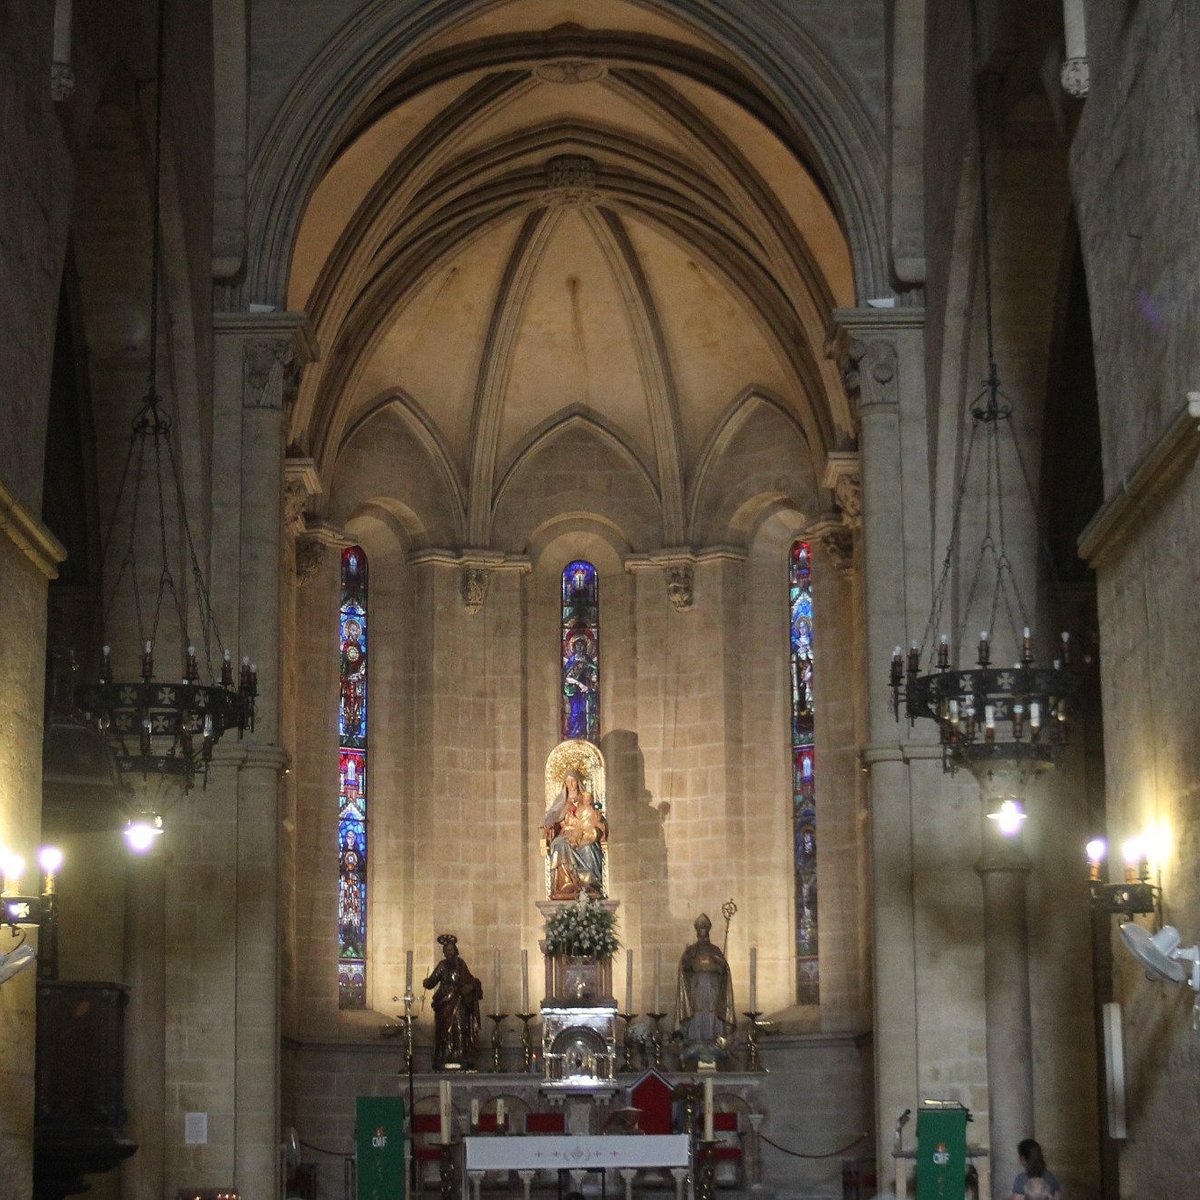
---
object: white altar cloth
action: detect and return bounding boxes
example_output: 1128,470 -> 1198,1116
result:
463,1133 -> 690,1172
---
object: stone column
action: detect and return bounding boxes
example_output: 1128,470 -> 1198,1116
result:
835,308 -> 931,1187
976,814 -> 1034,1200
160,312 -> 314,1200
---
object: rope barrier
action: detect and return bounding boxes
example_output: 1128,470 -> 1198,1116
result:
759,1130 -> 869,1160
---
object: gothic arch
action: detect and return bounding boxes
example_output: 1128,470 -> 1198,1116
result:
236,0 -> 889,311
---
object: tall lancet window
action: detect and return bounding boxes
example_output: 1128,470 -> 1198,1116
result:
790,540 -> 819,1004
561,560 -> 599,742
337,546 -> 368,1009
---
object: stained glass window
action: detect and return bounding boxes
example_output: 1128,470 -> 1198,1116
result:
561,560 -> 599,742
790,540 -> 818,1004
338,545 -> 368,1009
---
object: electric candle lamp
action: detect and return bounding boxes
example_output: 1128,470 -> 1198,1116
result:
1121,837 -> 1142,884
38,846 -> 63,894
142,640 -> 154,680
907,641 -> 920,674
937,634 -> 949,668
185,644 -> 198,682
1,851 -> 24,896
1021,626 -> 1033,663
1085,838 -> 1106,883
890,647 -> 903,687
100,644 -> 112,683
978,629 -> 991,666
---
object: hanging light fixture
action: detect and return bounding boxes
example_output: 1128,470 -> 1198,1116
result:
74,0 -> 254,789
888,20 -> 1075,778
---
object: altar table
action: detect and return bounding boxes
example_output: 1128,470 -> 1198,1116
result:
462,1134 -> 691,1200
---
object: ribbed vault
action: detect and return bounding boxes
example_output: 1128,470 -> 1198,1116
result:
283,1 -> 862,552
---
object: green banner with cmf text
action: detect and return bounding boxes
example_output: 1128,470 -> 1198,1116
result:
357,1095 -> 406,1200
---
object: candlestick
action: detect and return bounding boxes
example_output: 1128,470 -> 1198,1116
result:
625,948 -> 633,1014
521,948 -> 529,1012
748,946 -> 757,1013
406,950 -> 413,995
703,1077 -> 714,1141
438,1080 -> 452,1144
487,1013 -> 507,1072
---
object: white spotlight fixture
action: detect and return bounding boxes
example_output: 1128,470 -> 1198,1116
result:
124,812 -> 164,853
1119,924 -> 1200,990
0,942 -> 37,985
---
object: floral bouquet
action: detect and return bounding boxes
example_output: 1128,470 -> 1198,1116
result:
544,894 -> 620,959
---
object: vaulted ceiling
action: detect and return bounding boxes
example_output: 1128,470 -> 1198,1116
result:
287,0 -> 857,548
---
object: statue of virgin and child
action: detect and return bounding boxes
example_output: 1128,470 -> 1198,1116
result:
543,763 -> 608,901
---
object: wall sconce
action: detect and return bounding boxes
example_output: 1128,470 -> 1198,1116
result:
1086,837 -> 1159,918
0,846 -> 63,983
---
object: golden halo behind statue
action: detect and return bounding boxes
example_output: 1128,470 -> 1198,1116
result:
544,738 -> 606,812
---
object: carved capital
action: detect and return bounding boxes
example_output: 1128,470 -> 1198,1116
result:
843,338 -> 898,413
283,457 -> 321,535
244,339 -> 301,411
665,564 -> 694,611
461,566 -> 490,614
807,516 -> 855,577
295,537 -> 326,586
50,62 -> 75,102
1060,57 -> 1089,99
822,452 -> 862,530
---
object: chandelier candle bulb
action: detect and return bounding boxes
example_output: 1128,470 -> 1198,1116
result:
890,647 -> 903,687
186,645 -> 198,681
907,641 -> 919,674
749,946 -> 757,1012
625,948 -> 633,1013
978,630 -> 990,666
142,641 -> 154,680
1022,626 -> 1033,663
1061,630 -> 1071,664
222,648 -> 233,687
101,644 -> 112,683
521,949 -> 529,1012
937,635 -> 949,668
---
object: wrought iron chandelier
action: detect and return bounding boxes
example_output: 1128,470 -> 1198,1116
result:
75,0 -> 254,788
888,42 -> 1074,777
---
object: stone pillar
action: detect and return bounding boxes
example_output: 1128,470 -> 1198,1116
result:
976,820 -> 1034,1200
835,308 -> 931,1186
160,312 -> 314,1200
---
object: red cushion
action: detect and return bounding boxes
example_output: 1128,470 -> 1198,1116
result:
713,1112 -> 738,1132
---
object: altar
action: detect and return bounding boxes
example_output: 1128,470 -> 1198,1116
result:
463,1134 -> 691,1200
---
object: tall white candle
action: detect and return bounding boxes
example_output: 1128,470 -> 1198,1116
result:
496,1098 -> 506,1129
653,948 -> 661,1012
521,949 -> 529,1012
405,950 -> 414,995
439,1080 -> 452,1144
703,1077 -> 714,1140
493,947 -> 501,1009
470,1099 -> 480,1128
749,946 -> 757,1012
625,948 -> 634,1013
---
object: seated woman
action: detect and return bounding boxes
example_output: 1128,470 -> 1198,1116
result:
543,769 -> 607,899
